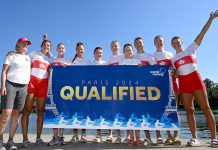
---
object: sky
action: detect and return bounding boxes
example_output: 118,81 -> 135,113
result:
0,0 -> 218,83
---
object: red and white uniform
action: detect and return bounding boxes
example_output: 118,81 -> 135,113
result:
153,50 -> 173,66
92,60 -> 105,65
50,57 -> 71,66
134,52 -> 156,65
105,55 -> 123,66
29,51 -> 50,79
120,58 -> 140,65
171,43 -> 199,75
72,57 -> 91,65
153,50 -> 179,93
171,42 -> 206,94
28,51 -> 51,98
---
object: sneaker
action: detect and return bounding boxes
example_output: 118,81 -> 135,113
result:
6,141 -> 17,150
80,135 -> 87,143
93,136 -> 102,143
106,135 -> 113,143
156,137 -> 164,145
36,138 -> 45,145
126,139 -> 134,146
135,139 -> 144,147
69,134 -> 79,143
186,138 -> 200,147
59,137 -> 66,145
211,140 -> 218,148
0,139 -> 6,150
164,138 -> 173,145
22,140 -> 32,149
144,138 -> 153,146
48,136 -> 59,146
114,136 -> 122,144
173,138 -> 181,145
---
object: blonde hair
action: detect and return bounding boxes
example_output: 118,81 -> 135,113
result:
110,40 -> 120,48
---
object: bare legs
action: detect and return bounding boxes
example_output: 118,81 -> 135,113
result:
182,90 -> 217,139
0,109 -> 20,141
21,94 -> 46,141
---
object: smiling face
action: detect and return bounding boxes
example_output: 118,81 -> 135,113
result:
41,40 -> 51,55
171,37 -> 183,53
57,44 -> 65,55
76,44 -> 84,58
134,38 -> 144,53
16,41 -> 29,54
94,48 -> 103,61
154,36 -> 164,52
110,41 -> 120,55
124,45 -> 133,59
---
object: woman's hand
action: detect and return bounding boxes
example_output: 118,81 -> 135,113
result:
171,69 -> 178,78
209,10 -> 218,20
1,86 -> 6,95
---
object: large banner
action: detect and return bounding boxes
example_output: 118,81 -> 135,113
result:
44,66 -> 179,130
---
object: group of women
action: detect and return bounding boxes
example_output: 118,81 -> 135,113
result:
0,11 -> 218,149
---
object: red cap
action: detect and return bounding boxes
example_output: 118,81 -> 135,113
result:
17,38 -> 31,45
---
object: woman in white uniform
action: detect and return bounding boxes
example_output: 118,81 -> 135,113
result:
48,43 -> 70,146
70,42 -> 90,143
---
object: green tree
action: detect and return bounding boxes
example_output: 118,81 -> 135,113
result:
212,83 -> 218,98
204,78 -> 214,99
203,78 -> 218,109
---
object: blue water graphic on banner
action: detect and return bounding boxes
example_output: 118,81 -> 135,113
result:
44,66 -> 179,130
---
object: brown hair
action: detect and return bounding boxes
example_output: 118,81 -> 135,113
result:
110,40 -> 120,48
171,36 -> 181,45
123,43 -> 133,53
76,42 -> 84,48
57,43 -> 65,48
72,42 -> 84,63
41,40 -> 52,47
154,35 -> 163,45
134,37 -> 143,44
94,47 -> 102,54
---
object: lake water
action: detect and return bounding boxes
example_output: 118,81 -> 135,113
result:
4,108 -> 218,139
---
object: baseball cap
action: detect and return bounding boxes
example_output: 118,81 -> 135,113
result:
17,38 -> 31,45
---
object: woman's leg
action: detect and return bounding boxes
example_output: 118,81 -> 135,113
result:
21,94 -> 35,141
181,93 -> 197,139
36,98 -> 46,139
8,110 -> 20,141
144,130 -> 151,141
59,128 -> 64,137
0,109 -> 13,138
194,90 -> 217,139
82,129 -> 86,136
135,130 -> 140,140
53,128 -> 58,137
97,129 -> 101,136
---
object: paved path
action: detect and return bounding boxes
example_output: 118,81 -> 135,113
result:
2,133 -> 215,150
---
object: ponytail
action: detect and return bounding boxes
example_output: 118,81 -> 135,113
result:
72,54 -> 78,64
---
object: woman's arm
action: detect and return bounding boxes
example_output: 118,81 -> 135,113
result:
194,10 -> 218,46
1,64 -> 10,95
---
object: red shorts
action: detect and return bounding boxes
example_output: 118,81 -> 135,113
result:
172,77 -> 179,94
28,76 -> 49,99
178,71 -> 206,94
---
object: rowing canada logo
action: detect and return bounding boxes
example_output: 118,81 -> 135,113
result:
149,68 -> 167,76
